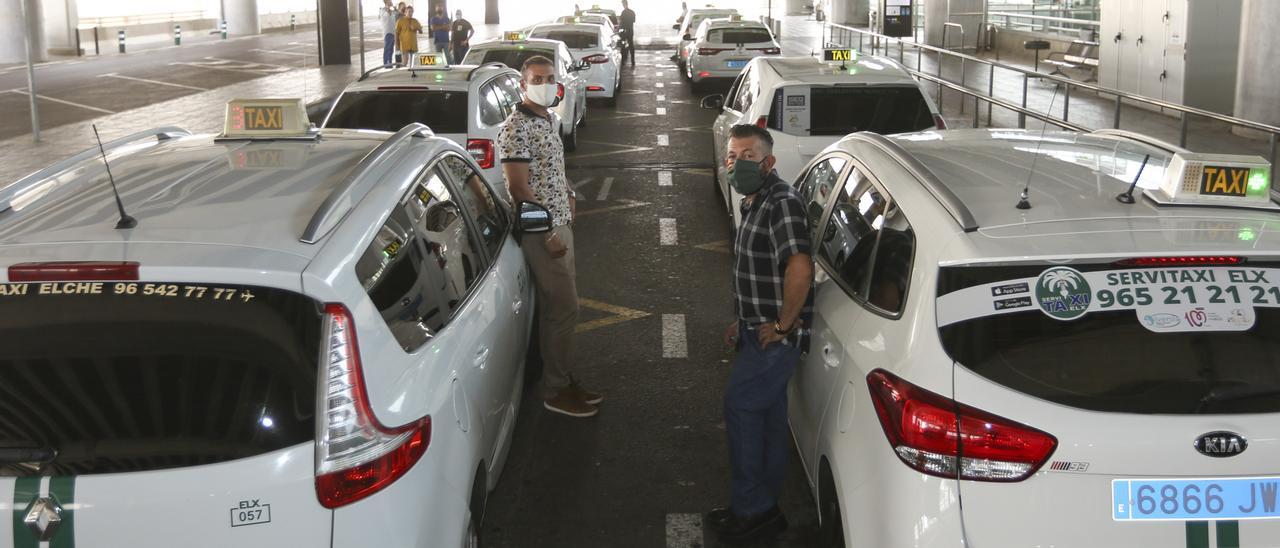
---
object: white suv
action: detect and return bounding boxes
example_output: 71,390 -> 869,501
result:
529,22 -> 623,105
322,61 -> 522,190
674,7 -> 738,73
461,36 -> 591,151
685,18 -> 780,89
788,128 -> 1280,547
702,54 -> 942,226
0,104 -> 549,548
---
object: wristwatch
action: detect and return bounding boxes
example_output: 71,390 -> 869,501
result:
772,320 -> 794,336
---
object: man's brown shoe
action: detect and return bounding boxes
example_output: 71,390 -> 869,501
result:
569,378 -> 603,405
544,389 -> 598,418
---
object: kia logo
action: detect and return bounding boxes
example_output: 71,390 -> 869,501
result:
1194,431 -> 1248,458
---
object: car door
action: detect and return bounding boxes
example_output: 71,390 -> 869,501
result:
562,44 -> 587,120
787,153 -> 850,468
796,162 -> 914,483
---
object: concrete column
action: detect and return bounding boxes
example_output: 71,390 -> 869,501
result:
484,0 -> 498,24
0,0 -> 44,64
39,0 -> 77,55
317,0 -> 351,65
223,0 -> 261,35
831,0 -> 870,26
1233,0 -> 1280,138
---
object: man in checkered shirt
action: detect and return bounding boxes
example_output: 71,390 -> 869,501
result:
708,124 -> 815,544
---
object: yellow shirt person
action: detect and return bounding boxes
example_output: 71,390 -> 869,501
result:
396,7 -> 423,57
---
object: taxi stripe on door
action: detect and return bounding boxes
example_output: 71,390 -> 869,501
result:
1216,520 -> 1240,548
1186,521 -> 1209,548
11,476 -> 40,548
48,476 -> 75,548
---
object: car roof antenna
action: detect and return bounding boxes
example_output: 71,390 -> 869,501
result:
1115,154 -> 1151,204
91,124 -> 137,230
1015,78 -> 1065,211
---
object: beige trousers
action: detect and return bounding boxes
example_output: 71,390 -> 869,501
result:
521,225 -> 579,395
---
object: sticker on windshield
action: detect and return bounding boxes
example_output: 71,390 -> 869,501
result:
936,266 -> 1279,333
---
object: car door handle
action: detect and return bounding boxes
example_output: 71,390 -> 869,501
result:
821,343 -> 840,368
473,347 -> 491,368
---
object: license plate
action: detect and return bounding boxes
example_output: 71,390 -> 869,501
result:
1112,476 -> 1280,521
726,60 -> 747,69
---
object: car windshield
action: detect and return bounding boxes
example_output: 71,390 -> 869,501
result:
708,29 -> 771,44
772,85 -> 933,137
0,283 -> 321,477
936,261 -> 1280,415
532,30 -> 598,49
325,90 -> 468,134
471,48 -> 558,71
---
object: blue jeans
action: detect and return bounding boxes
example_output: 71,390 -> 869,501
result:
434,41 -> 450,57
725,321 -> 800,517
382,33 -> 394,65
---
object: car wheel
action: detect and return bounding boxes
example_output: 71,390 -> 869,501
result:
462,514 -> 480,548
578,102 -> 587,127
524,312 -> 543,386
819,467 -> 846,548
564,123 -> 578,152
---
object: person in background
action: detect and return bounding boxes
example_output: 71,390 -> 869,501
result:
450,9 -> 474,64
379,0 -> 400,66
429,5 -> 452,57
395,4 -> 422,65
619,0 -> 636,66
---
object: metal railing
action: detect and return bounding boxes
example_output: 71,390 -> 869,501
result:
823,22 -> 1280,170
988,11 -> 1099,37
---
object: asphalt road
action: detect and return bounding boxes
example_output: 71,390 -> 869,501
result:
480,49 -> 820,548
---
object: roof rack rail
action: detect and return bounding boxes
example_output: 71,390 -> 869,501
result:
300,123 -> 433,244
467,62 -> 509,81
1090,129 -> 1189,155
0,126 -> 190,214
358,63 -> 405,81
847,131 -> 979,232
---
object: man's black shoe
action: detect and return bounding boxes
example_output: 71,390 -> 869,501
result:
706,507 -> 735,531
716,506 -> 787,545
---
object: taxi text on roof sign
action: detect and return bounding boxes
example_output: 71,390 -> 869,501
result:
222,98 -> 310,138
823,48 -> 857,63
1148,152 -> 1274,209
503,31 -> 525,41
415,53 -> 448,67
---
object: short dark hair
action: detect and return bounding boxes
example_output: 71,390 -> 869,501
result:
728,124 -> 774,154
521,55 -> 555,74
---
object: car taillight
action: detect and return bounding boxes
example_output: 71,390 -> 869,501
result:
750,47 -> 781,54
698,48 -> 728,55
587,85 -> 605,91
866,369 -> 1056,482
698,71 -> 711,78
755,116 -> 768,129
467,139 -> 495,170
583,54 -> 609,64
1114,256 -> 1243,267
315,304 -> 431,508
8,261 -> 139,282
933,114 -> 947,129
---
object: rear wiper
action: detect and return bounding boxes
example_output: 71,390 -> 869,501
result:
1196,385 -> 1280,412
0,446 -> 56,464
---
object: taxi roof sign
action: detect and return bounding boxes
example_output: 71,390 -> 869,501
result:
823,48 -> 857,64
1147,152 -> 1276,210
503,31 -> 526,41
222,98 -> 311,138
414,53 -> 448,68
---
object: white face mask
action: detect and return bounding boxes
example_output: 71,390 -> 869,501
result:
524,83 -> 557,107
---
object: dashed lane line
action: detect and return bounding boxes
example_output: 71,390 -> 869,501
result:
657,134 -> 669,146
655,82 -> 665,88
659,171 -> 672,186
5,89 -> 114,114
656,107 -> 667,115
97,73 -> 208,91
660,218 -> 678,245
662,314 -> 688,358
656,94 -> 666,102
250,48 -> 315,57
666,513 -> 703,548
597,176 -> 614,201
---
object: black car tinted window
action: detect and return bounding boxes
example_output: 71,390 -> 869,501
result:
808,86 -> 933,136
533,31 -> 599,49
477,48 -> 558,71
325,90 -> 468,134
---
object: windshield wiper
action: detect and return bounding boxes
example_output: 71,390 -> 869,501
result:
1196,385 -> 1280,412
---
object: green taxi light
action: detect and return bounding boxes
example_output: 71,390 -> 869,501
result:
1248,169 -> 1269,193
1238,227 -> 1258,242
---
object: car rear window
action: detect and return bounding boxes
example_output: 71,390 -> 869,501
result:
0,282 -> 321,477
936,261 -> 1280,415
475,48 -> 558,70
324,90 -> 468,134
708,29 -> 772,44
770,86 -> 933,137
533,31 -> 598,49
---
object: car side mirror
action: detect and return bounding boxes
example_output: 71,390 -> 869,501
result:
672,24 -> 680,30
576,60 -> 590,71
517,202 -> 553,234
700,93 -> 725,111
683,33 -> 693,41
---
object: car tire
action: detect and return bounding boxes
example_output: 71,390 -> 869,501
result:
578,102 -> 588,127
564,123 -> 578,152
819,466 -> 846,548
462,512 -> 480,548
524,314 -> 544,387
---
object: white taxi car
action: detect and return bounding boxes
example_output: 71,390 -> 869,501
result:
321,55 -> 521,191
461,34 -> 591,151
701,51 -> 942,226
684,17 -> 780,89
674,7 -> 739,73
555,14 -> 618,37
788,127 -> 1280,547
529,22 -> 623,105
580,5 -> 619,27
0,101 -> 549,548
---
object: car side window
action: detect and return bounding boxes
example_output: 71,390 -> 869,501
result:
725,73 -> 744,112
479,84 -> 506,126
818,169 -> 885,303
496,76 -> 523,112
733,67 -> 756,112
796,156 -> 847,235
439,154 -> 509,259
867,204 -> 914,314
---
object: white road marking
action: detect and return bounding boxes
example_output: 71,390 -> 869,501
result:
572,176 -> 594,191
6,89 -> 114,114
666,513 -> 702,548
662,314 -> 688,358
655,82 -> 664,88
660,218 -> 678,246
656,107 -> 667,115
656,71 -> 664,77
597,176 -> 614,201
657,134 -> 669,146
656,94 -> 666,102
658,171 -> 672,186
250,48 -> 314,57
97,73 -> 208,91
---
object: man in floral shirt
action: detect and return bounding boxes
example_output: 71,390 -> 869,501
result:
499,56 -> 602,418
